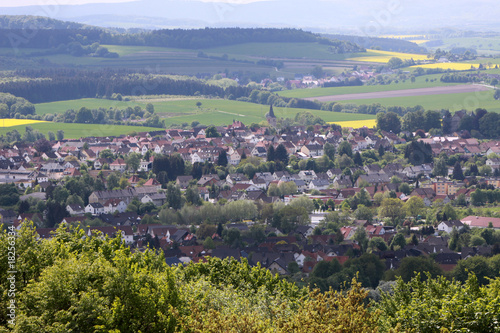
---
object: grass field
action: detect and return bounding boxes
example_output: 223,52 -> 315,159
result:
334,90 -> 500,113
0,122 -> 162,139
35,98 -> 376,128
277,74 -> 461,98
348,49 -> 429,63
36,98 -> 147,115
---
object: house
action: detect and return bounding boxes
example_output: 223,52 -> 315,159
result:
461,216 -> 500,229
87,226 -> 134,244
141,193 -> 167,206
309,179 -> 330,191
66,204 -> 85,215
176,175 -> 193,189
437,220 -> 465,233
85,202 -> 105,216
103,199 -> 127,214
110,158 -> 127,172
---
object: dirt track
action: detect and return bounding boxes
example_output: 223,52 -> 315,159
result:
304,85 -> 492,102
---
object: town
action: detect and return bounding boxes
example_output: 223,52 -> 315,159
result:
1,107 -> 500,291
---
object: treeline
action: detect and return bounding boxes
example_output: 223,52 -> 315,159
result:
0,92 -> 35,117
323,77 -> 363,87
0,24 -> 363,53
0,70 -> 252,103
0,15 -> 90,29
324,34 -> 427,53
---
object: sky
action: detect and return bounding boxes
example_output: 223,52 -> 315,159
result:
0,0 -> 137,7
0,0 -> 268,6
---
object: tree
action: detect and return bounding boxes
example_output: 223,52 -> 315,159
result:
387,57 -> 403,69
433,156 -> 448,177
353,151 -> 363,166
266,145 -> 275,162
354,204 -> 373,222
205,126 -> 220,138
395,256 -> 442,282
391,233 -> 407,249
337,141 -> 353,157
402,110 -> 425,132
34,137 -> 52,153
146,103 -> 155,113
452,161 -> 465,181
323,142 -> 336,161
217,150 -> 228,167
377,112 -> 401,134
47,131 -> 56,141
404,196 -> 425,218
275,143 -> 289,165
106,172 -> 120,189
368,236 -> 388,251
125,152 -> 141,173
311,65 -> 324,78
353,227 -> 369,252
378,198 -> 405,224
166,183 -> 182,210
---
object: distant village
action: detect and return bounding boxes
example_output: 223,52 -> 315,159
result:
2,110 -> 500,277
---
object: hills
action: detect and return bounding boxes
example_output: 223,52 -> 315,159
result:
1,0 -> 500,31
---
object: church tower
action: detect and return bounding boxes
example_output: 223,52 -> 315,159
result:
266,105 -> 277,128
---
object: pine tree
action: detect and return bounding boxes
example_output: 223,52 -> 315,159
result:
452,161 -> 465,181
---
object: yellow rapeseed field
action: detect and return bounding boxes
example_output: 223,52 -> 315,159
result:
412,40 -> 430,44
348,49 -> 429,63
0,119 -> 47,127
380,34 -> 427,39
410,63 -> 483,70
328,119 -> 377,129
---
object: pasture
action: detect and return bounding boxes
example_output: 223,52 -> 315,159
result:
277,74 -> 461,99
334,90 -> 500,113
0,122 -> 162,139
34,97 -> 376,128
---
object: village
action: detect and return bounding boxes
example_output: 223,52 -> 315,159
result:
1,109 -> 500,283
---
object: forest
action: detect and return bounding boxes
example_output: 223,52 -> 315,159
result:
0,222 -> 499,332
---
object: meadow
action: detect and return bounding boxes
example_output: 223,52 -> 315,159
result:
277,74 -> 461,98
36,98 -> 147,115
34,98 -> 376,128
0,122 -> 161,139
335,90 -> 500,113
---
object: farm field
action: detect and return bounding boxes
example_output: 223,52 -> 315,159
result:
347,49 -> 429,63
411,63 -> 484,70
277,74 -> 462,98
329,119 -> 377,128
334,90 -> 500,113
35,98 -> 376,127
143,98 -> 377,127
0,122 -> 161,139
0,119 -> 47,127
304,85 -> 491,102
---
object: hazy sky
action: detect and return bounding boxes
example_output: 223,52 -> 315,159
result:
0,0 -> 136,7
0,0 -> 269,6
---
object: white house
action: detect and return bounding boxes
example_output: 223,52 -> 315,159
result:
85,203 -> 105,216
437,220 -> 464,233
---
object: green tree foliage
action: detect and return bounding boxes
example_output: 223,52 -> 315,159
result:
337,140 -> 353,157
394,256 -> 443,282
377,273 -> 500,333
0,184 -> 19,206
378,198 -> 405,224
404,141 -> 433,165
377,112 -> 401,134
452,161 -> 465,181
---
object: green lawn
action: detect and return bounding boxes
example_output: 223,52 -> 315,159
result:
277,74 -> 461,98
0,122 -> 161,139
336,90 -> 500,113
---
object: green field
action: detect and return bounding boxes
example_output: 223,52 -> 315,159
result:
433,37 -> 500,55
336,90 -> 500,113
277,74 -> 461,98
0,122 -> 161,139
36,98 -> 147,115
35,98 -> 376,127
